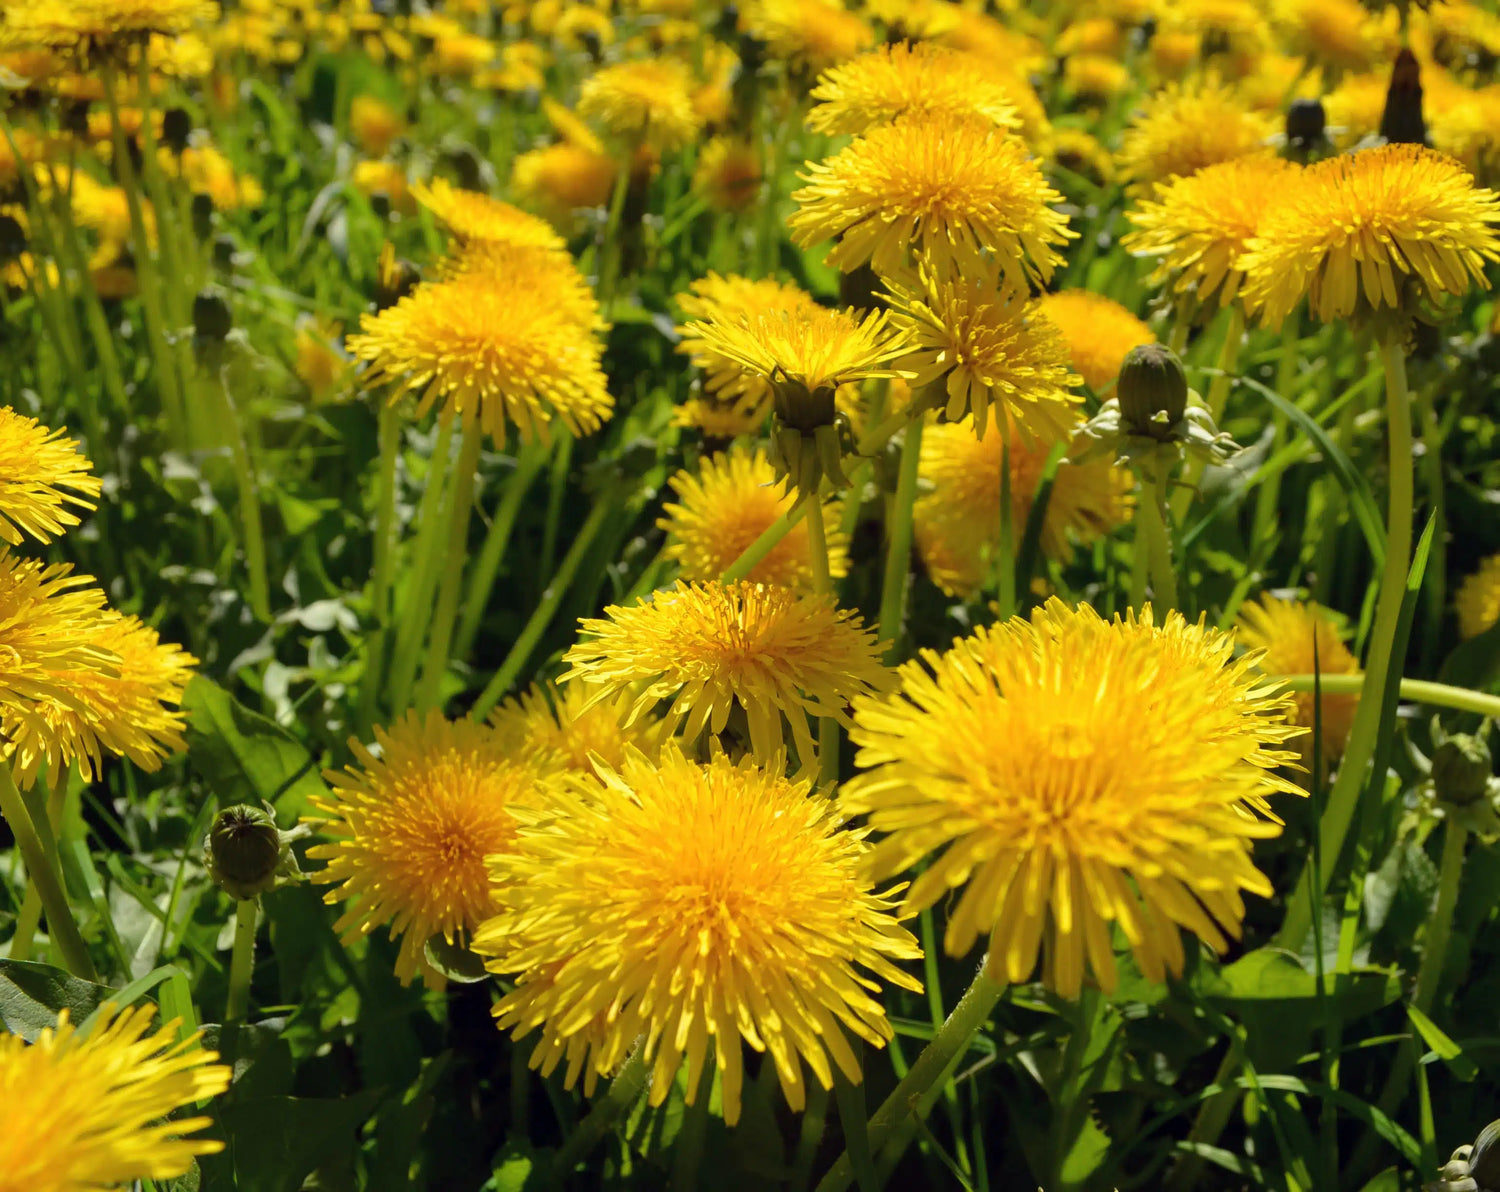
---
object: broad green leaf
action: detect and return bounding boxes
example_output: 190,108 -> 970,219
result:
0,960 -> 112,1039
200,1089 -> 383,1192
1358,1168 -> 1401,1192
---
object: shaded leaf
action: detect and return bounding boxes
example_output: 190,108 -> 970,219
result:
183,677 -> 329,819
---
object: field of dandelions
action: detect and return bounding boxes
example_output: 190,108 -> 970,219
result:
6,1 -> 1500,1190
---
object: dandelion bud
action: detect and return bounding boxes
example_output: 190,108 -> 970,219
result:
206,805 -> 283,901
193,288 -> 233,343
191,191 -> 214,242
1380,48 -> 1427,147
60,99 -> 90,137
1432,732 -> 1493,807
1116,343 -> 1187,440
212,234 -> 237,272
1286,97 -> 1326,150
374,242 -> 420,310
162,106 -> 192,154
771,377 -> 837,434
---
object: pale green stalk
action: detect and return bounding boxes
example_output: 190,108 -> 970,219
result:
0,765 -> 94,980
225,896 -> 259,1022
416,416 -> 484,709
454,443 -> 546,659
877,420 -> 924,663
806,496 -> 838,785
551,1038 -> 649,1181
357,402 -> 402,733
218,368 -> 272,622
1138,471 -> 1178,610
719,500 -> 808,583
1275,674 -> 1500,719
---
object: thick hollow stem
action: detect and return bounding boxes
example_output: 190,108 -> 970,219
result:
996,435 -> 1016,619
357,402 -> 402,733
1138,471 -> 1178,611
454,444 -> 545,659
0,765 -> 95,980
1275,674 -> 1500,719
416,416 -> 484,710
805,496 -> 839,785
219,369 -> 272,622
225,896 -> 259,1023
719,501 -> 808,584
877,420 -> 925,664
551,1039 -> 649,1183
1412,820 -> 1468,1015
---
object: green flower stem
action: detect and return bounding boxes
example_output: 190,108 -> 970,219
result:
856,408 -> 911,458
357,401 -> 402,734
1252,316 -> 1300,551
1277,338 -> 1414,951
415,415 -> 484,710
387,415 -> 457,714
831,1069 -> 878,1192
225,896 -> 259,1022
0,765 -> 95,980
996,436 -> 1016,619
806,495 -> 839,785
597,157 -> 634,316
6,782 -> 67,963
454,442 -> 546,660
877,419 -> 924,664
757,100 -> 794,278
551,1038 -> 649,1183
814,959 -> 1004,1192
1413,820 -> 1468,1015
1416,386 -> 1447,662
790,1084 -> 831,1192
217,368 -> 272,623
1275,674 -> 1500,719
1137,471 -> 1178,611
1172,304 -> 1244,525
470,499 -> 613,721
670,1061 -> 714,1192
719,501 -> 809,583
537,433 -> 575,601
1163,1032 -> 1246,1192
837,459 -> 875,544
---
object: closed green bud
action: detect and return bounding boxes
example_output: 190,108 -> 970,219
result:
1432,733 -> 1493,807
205,803 -> 307,900
770,375 -> 838,434
1117,343 -> 1187,440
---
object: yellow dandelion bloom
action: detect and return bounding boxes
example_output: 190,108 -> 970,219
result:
476,746 -> 921,1124
1273,0 -> 1395,75
0,0 -> 217,48
1123,155 -> 1302,312
578,58 -> 702,153
1058,17 -> 1127,58
1064,54 -> 1131,103
1240,144 -> 1500,329
936,7 -> 1047,79
510,141 -> 618,227
659,447 -> 850,591
882,260 -> 1082,441
0,1004 -> 229,1188
842,598 -> 1303,996
0,409 -> 100,545
5,611 -> 196,789
172,144 -> 264,211
351,159 -> 415,215
674,273 -> 821,409
1456,553 -> 1500,640
742,0 -> 874,75
1036,291 -> 1156,393
349,94 -> 405,156
915,416 -> 1133,599
1236,594 -> 1360,761
691,135 -> 761,212
295,316 -> 351,402
489,680 -> 667,777
790,113 -> 1074,284
670,393 -> 768,439
307,710 -> 540,987
412,177 -> 566,252
805,41 -> 1022,137
1158,0 -> 1271,61
345,251 -> 612,446
1149,30 -> 1202,81
1117,80 -> 1276,192
562,580 -> 890,775
1432,85 -> 1500,187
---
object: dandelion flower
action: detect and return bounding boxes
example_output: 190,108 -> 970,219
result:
0,0 -> 217,48
915,416 -> 1133,599
742,0 -> 874,75
883,261 -> 1082,441
692,135 -> 761,212
842,598 -> 1303,995
0,1004 -> 229,1189
805,41 -> 1022,137
1065,54 -> 1131,103
1236,594 -> 1360,761
659,447 -> 849,591
675,273 -> 821,410
0,409 -> 100,545
1456,553 -> 1500,640
578,58 -> 702,153
345,254 -> 612,446
349,94 -> 404,156
477,746 -> 921,1124
1123,155 -> 1302,312
351,159 -> 415,215
307,710 -> 541,986
562,580 -> 889,775
295,316 -> 351,402
1036,291 -> 1155,393
1117,80 -> 1276,192
412,177 -> 567,252
790,113 -> 1074,284
1240,143 -> 1500,329
488,680 -> 667,776
1273,0 -> 1395,76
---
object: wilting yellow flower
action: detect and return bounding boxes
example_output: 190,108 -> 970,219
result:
346,248 -> 612,446
1457,553 -> 1500,640
511,141 -> 618,227
674,273 -> 821,410
1236,594 -> 1360,761
659,447 -> 849,591
842,598 -> 1303,996
5,611 -> 195,789
1117,80 -> 1276,192
915,416 -> 1133,599
1240,144 -> 1500,329
1064,54 -> 1131,102
412,177 -> 566,252
790,113 -> 1073,283
0,1004 -> 229,1189
883,260 -> 1081,441
691,135 -> 760,211
171,144 -> 264,211
351,159 -> 415,215
308,710 -> 541,987
578,58 -> 702,153
489,680 -> 667,776
1036,291 -> 1156,393
1123,155 -> 1301,312
0,409 -> 100,544
562,580 -> 890,775
742,0 -> 874,75
349,94 -> 405,156
805,41 -> 1022,137
0,0 -> 217,48
477,746 -> 922,1124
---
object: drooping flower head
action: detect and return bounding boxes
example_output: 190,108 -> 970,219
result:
741,0 -> 875,76
1456,553 -> 1500,640
562,580 -> 890,777
1036,291 -> 1155,394
842,598 -> 1303,996
658,447 -> 850,592
412,177 -> 567,252
915,415 -> 1133,599
1236,594 -> 1360,761
476,746 -> 922,1124
488,680 -> 668,777
307,710 -> 541,987
805,41 -> 1023,137
1123,155 -> 1302,313
1117,80 -> 1276,192
346,245 -> 613,445
790,113 -> 1074,284
578,58 -> 702,152
882,260 -> 1082,441
0,409 -> 100,545
0,1004 -> 229,1190
1240,143 -> 1500,329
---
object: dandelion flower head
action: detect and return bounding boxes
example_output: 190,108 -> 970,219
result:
1036,290 -> 1155,393
692,135 -> 761,212
577,58 -> 702,153
741,0 -> 875,76
511,141 -> 618,227
488,680 -> 668,777
0,0 -> 218,48
0,409 -> 100,545
675,273 -> 822,408
1117,80 -> 1276,192
413,177 -> 567,252
1456,552 -> 1500,640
